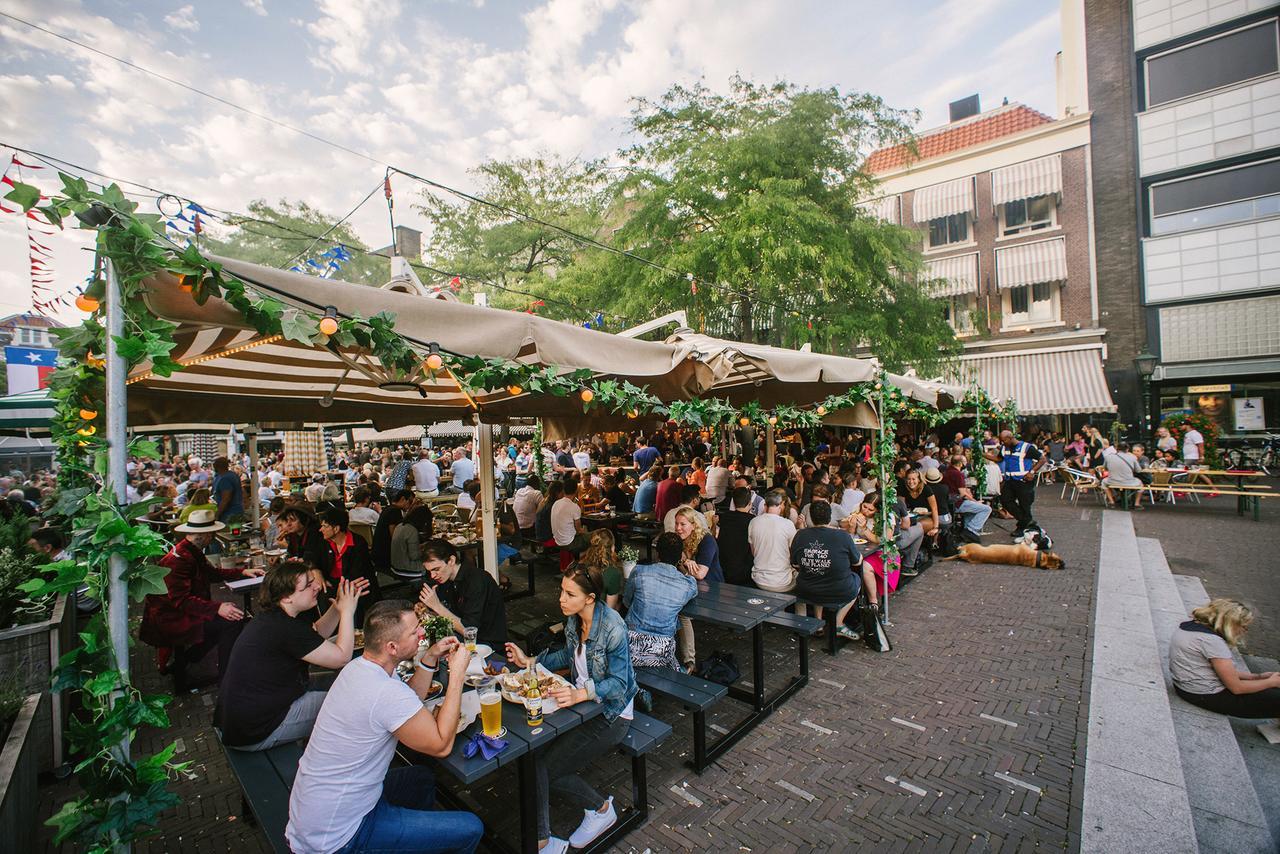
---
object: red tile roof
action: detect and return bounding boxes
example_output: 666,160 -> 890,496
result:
865,104 -> 1055,174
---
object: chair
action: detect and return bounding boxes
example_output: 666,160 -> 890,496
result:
349,522 -> 374,546
1060,467 -> 1100,506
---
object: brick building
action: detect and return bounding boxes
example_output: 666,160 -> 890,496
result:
1084,0 -> 1280,437
864,39 -> 1117,431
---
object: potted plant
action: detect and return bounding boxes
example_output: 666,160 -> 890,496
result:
0,674 -> 45,852
619,545 -> 640,580
0,535 -> 75,774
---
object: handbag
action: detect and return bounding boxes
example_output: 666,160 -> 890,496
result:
696,651 -> 741,685
859,601 -> 892,653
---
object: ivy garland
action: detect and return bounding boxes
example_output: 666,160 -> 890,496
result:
7,172 -> 1016,848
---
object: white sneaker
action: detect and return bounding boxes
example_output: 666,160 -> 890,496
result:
540,837 -> 569,854
568,797 -> 616,848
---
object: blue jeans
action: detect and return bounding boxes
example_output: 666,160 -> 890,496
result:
954,498 -> 992,535
336,766 -> 483,854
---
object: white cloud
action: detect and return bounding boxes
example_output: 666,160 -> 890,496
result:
163,5 -> 200,33
242,0 -> 267,16
305,0 -> 404,76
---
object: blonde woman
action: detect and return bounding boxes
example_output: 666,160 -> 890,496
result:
577,528 -> 624,610
1170,599 -> 1280,721
673,505 -> 721,673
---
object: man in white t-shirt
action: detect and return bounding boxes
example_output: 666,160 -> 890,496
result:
286,601 -> 481,854
512,475 -> 543,535
1182,428 -> 1205,464
267,465 -> 284,490
749,492 -> 798,592
411,450 -> 441,498
572,445 -> 592,471
447,450 -> 475,493
703,457 -> 730,503
550,482 -> 586,548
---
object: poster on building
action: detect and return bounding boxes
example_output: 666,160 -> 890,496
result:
4,346 -> 58,393
1191,389 -> 1232,434
1233,397 -> 1266,432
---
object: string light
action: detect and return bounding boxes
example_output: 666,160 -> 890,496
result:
817,405 -> 827,416
74,294 -> 99,312
767,415 -> 778,425
127,334 -> 282,384
318,306 -> 339,336
580,389 -> 594,403
425,342 -> 443,372
738,416 -> 750,426
627,409 -> 639,419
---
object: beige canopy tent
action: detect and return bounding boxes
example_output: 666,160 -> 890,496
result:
129,256 -> 718,429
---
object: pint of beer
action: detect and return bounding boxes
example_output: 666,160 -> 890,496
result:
480,687 -> 502,738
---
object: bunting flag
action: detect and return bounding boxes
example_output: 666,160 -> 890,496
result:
3,154 -> 60,314
289,244 -> 351,279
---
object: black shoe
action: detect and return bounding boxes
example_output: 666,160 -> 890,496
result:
960,529 -> 982,544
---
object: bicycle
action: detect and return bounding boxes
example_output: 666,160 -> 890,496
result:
1222,433 -> 1280,475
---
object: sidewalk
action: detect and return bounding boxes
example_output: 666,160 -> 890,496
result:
38,495 -> 1102,852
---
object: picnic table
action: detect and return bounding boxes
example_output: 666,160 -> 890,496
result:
582,510 -> 636,549
1153,468 -> 1273,519
679,581 -> 805,767
397,656 -> 661,854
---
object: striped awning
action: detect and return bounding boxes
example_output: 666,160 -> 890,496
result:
996,237 -> 1067,289
858,195 -> 900,224
0,389 -> 52,430
912,177 -> 974,223
990,154 -> 1062,208
950,346 -> 1116,415
924,253 -> 979,297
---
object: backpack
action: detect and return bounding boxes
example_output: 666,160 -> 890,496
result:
696,651 -> 741,685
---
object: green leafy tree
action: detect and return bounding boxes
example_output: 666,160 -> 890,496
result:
203,199 -> 389,285
414,156 -> 611,318
557,76 -> 959,371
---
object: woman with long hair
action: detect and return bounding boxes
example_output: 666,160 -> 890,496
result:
1170,599 -> 1280,721
674,506 -> 720,583
901,469 -> 939,537
576,528 -> 623,610
506,565 -> 637,853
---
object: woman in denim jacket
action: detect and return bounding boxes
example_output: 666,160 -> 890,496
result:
506,565 -> 637,853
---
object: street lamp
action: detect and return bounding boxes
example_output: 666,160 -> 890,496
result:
1134,350 -> 1158,442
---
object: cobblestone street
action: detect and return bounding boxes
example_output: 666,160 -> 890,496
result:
36,492 -> 1115,852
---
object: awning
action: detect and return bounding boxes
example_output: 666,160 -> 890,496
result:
0,389 -> 53,431
996,237 -> 1067,289
924,253 -> 979,297
912,177 -> 974,223
951,346 -> 1116,415
858,195 -> 900,224
990,154 -> 1062,208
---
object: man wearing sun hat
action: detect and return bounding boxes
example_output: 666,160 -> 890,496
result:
139,509 -> 265,693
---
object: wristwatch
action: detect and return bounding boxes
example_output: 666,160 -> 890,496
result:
416,659 -> 438,672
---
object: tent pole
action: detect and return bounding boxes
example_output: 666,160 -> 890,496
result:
104,259 -> 132,778
476,420 -> 499,582
246,424 -> 261,533
876,388 -> 889,624
765,423 -> 775,484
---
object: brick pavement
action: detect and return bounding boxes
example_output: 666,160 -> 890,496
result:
1126,481 -> 1280,659
37,494 -> 1101,853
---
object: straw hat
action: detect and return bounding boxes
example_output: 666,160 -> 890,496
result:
923,467 -> 943,484
174,508 -> 226,533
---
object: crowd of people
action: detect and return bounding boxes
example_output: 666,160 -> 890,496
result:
5,415 -> 1274,854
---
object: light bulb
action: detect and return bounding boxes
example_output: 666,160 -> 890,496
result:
318,315 -> 339,336
738,416 -> 750,427
767,415 -> 778,425
75,294 -> 99,313
627,409 -> 639,419
425,353 -> 443,371
580,389 -> 594,403
817,406 -> 827,415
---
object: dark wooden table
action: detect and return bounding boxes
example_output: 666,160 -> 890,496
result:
679,581 -> 805,768
582,511 -> 637,549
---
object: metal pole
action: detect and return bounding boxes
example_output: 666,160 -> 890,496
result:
246,424 -> 261,533
104,259 -> 131,770
876,387 -> 890,624
765,423 -> 776,483
476,420 -> 499,582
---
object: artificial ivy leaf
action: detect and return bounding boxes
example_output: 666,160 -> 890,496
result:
4,181 -> 41,211
38,204 -> 64,229
84,669 -> 122,698
125,564 -> 171,601
279,310 -> 318,345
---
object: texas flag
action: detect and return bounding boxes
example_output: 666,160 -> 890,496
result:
5,346 -> 58,393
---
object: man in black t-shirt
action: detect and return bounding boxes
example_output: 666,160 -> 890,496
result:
790,501 -> 863,640
216,562 -> 368,750
417,539 -> 507,649
371,489 -> 415,570
715,487 -> 755,585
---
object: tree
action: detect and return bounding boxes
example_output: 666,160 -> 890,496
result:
558,77 -> 959,371
414,156 -> 613,320
202,199 -> 389,286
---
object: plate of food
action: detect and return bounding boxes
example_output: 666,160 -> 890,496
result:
854,537 -> 868,545
500,666 -> 571,705
265,548 -> 287,557
426,680 -> 443,700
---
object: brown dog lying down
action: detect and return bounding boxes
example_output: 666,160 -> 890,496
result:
942,542 -> 1066,570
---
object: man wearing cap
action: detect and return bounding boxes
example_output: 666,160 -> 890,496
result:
140,509 -> 265,693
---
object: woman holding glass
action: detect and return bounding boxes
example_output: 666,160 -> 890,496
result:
505,565 -> 637,853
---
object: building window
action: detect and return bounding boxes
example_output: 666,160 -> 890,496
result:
1003,282 -> 1059,327
1145,20 -> 1279,108
1000,195 -> 1056,237
927,213 -> 968,248
942,296 -> 977,334
18,327 -> 44,346
1150,158 -> 1280,236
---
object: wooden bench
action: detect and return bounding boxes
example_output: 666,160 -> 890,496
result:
779,593 -> 868,657
216,731 -> 301,854
634,667 -> 727,773
1106,482 -> 1275,519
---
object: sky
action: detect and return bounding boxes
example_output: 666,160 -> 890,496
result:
0,0 -> 1062,327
